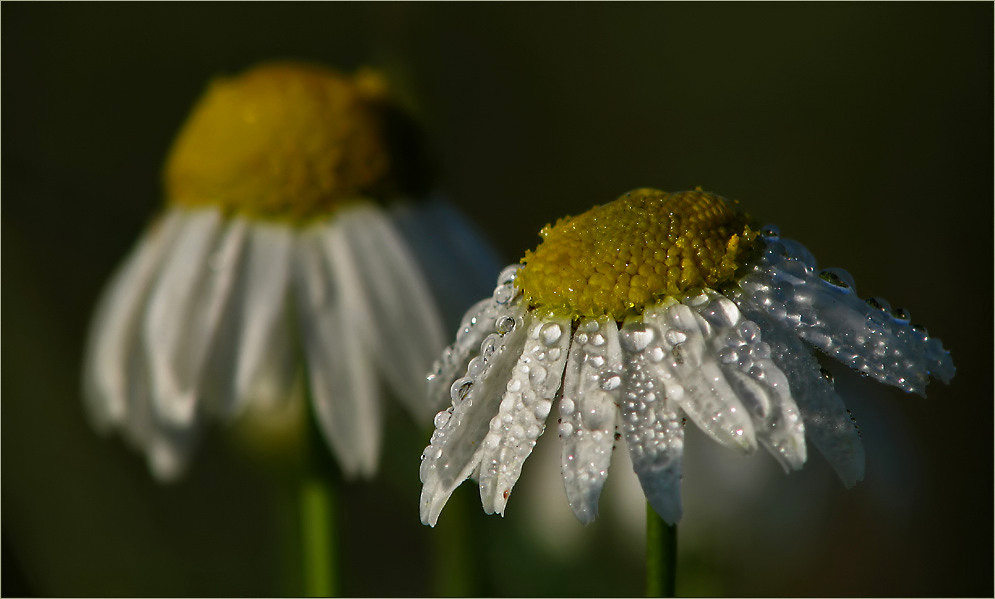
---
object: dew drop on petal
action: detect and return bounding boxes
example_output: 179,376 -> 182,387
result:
601,373 -> 622,392
450,377 -> 473,402
433,409 -> 452,429
495,315 -> 517,335
665,329 -> 687,346
539,322 -> 563,346
529,365 -> 548,385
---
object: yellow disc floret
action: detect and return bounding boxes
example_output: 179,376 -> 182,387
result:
164,62 -> 399,222
516,188 -> 758,320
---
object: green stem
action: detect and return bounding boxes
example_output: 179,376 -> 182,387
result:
645,502 -> 677,597
300,472 -> 337,597
300,405 -> 339,598
432,487 -> 474,596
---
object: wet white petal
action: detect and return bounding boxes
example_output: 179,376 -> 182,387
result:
293,225 -> 381,478
738,237 -> 954,396
427,265 -> 523,407
83,210 -> 186,430
616,313 -> 685,525
738,301 -> 865,487
337,205 -> 446,420
558,316 -> 622,524
419,296 -> 529,526
690,291 -> 807,470
477,312 -> 571,516
637,299 -> 757,453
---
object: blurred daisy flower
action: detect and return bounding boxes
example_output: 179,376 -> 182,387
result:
419,188 -> 953,526
83,62 -> 498,481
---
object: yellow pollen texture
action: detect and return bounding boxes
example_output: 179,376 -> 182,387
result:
164,62 -> 394,221
515,189 -> 757,320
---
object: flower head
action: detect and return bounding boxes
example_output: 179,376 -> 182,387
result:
419,188 -> 954,526
83,62 -> 497,481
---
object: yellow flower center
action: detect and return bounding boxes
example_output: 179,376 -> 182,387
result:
516,188 -> 757,320
164,62 -> 400,222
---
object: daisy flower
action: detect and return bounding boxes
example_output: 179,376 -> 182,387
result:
419,188 -> 954,526
83,62 -> 496,481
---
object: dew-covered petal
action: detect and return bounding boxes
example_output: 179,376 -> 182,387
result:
143,209 -> 247,426
688,291 -> 807,470
200,221 -> 296,417
337,205 -> 447,420
477,312 -> 571,516
637,298 -> 758,453
419,298 -> 529,526
737,237 -> 954,396
83,210 -> 186,430
616,314 -> 685,525
390,197 -> 503,333
426,265 -> 522,407
293,225 -> 381,478
736,300 -> 865,487
558,316 -> 622,524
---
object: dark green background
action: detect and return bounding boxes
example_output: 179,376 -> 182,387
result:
3,3 -> 992,596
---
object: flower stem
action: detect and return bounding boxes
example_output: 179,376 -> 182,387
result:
301,407 -> 339,597
301,472 -> 337,596
645,502 -> 677,597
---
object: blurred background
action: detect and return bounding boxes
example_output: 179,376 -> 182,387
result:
3,3 -> 992,596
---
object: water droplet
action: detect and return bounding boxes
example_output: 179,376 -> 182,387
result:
590,333 -> 605,346
601,374 -> 622,392
495,315 -> 517,334
574,332 -> 589,345
865,297 -> 891,312
739,321 -> 760,343
467,356 -> 486,377
534,402 -> 551,420
559,421 -> 574,437
581,402 -> 615,430
719,347 -> 739,364
760,224 -> 780,239
818,268 -> 856,292
588,355 -> 606,368
891,307 -> 911,323
480,334 -> 500,359
450,377 -> 473,402
647,346 -> 665,362
529,365 -> 547,385
540,322 -> 563,345
819,367 -> 834,385
496,265 -> 519,287
622,323 -> 655,352
560,398 -> 576,416
493,284 -> 516,304
665,329 -> 687,346
433,410 -> 452,429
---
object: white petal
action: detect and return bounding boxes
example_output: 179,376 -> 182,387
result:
202,221 -> 296,417
337,205 -> 446,421
738,301 -> 865,487
83,210 -> 186,430
419,297 -> 529,526
636,299 -> 757,452
689,291 -> 807,470
293,224 -> 382,478
390,198 -> 503,332
477,311 -> 571,516
558,316 -> 622,524
427,265 -> 522,407
737,237 -> 954,396
143,209 -> 248,426
616,313 -> 685,525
